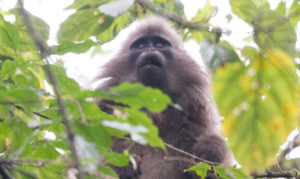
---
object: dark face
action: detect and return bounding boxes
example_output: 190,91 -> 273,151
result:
129,36 -> 172,88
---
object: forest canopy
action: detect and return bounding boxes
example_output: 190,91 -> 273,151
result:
0,0 -> 299,178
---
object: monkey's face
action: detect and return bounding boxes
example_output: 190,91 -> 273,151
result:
129,36 -> 172,88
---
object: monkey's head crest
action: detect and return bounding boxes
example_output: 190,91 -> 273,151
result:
122,16 -> 183,50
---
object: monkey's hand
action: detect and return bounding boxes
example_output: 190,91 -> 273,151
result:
113,165 -> 139,179
113,155 -> 141,179
96,99 -> 128,115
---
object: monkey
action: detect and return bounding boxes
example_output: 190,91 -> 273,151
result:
96,16 -> 229,179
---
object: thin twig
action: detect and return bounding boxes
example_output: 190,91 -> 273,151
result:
72,99 -> 86,123
0,101 -> 52,120
121,136 -> 221,166
0,100 -> 41,104
163,156 -> 197,165
17,1 -> 84,179
164,143 -> 221,166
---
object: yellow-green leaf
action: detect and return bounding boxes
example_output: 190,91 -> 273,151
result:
214,50 -> 299,172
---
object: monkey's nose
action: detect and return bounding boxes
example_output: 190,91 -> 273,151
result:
147,48 -> 155,51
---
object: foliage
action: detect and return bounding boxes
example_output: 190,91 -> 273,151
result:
0,0 -> 299,178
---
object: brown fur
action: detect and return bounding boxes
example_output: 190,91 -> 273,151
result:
97,16 -> 228,179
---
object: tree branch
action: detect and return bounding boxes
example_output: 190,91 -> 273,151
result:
252,169 -> 300,178
254,9 -> 300,33
0,157 -> 60,166
0,157 -> 63,179
137,0 -> 229,35
0,163 -> 13,179
17,1 -> 83,178
276,132 -> 300,170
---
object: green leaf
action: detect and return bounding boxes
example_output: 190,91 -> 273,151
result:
0,88 -> 39,114
241,46 -> 258,60
185,29 -> 210,43
23,142 -> 60,160
59,6 -> 132,43
74,135 -> 100,170
25,12 -> 50,41
79,100 -> 111,120
174,0 -> 184,10
105,83 -> 171,113
67,0 -> 109,9
44,121 -> 65,137
99,0 -> 134,17
1,119 -> 32,156
34,144 -> 59,159
252,0 -> 269,9
199,39 -> 240,71
289,1 -> 300,27
74,118 -> 112,153
94,12 -> 131,43
38,163 -> 66,179
51,140 -> 69,151
191,1 -> 214,26
12,8 -> 50,58
44,65 -> 80,95
275,1 -> 285,15
214,50 -> 299,171
105,152 -> 129,167
0,14 -> 20,50
230,0 -> 257,22
0,57 -> 42,89
215,166 -> 250,179
12,74 -> 28,88
52,39 -> 98,55
253,10 -> 296,57
0,122 -> 11,141
186,162 -> 211,178
100,107 -> 164,148
0,105 -> 10,119
58,9 -> 113,42
99,165 -> 119,179
152,0 -> 184,15
125,109 -> 164,149
79,88 -> 102,99
0,60 -> 16,80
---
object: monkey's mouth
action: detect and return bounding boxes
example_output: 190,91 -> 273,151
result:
139,57 -> 163,69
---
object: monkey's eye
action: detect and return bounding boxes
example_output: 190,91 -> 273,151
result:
130,38 -> 148,50
138,44 -> 145,49
155,42 -> 164,48
152,36 -> 171,48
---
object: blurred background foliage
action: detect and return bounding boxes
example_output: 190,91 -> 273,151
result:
0,0 -> 299,178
